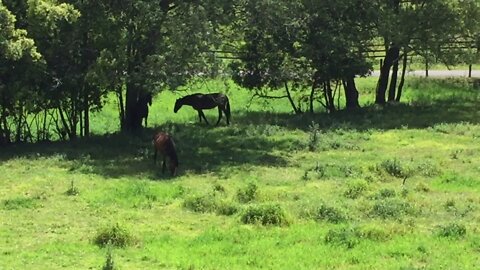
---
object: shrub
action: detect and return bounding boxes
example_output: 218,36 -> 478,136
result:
324,227 -> 359,249
370,199 -> 413,219
372,188 -> 396,200
240,204 -> 289,226
183,194 -> 217,213
2,197 -> 38,210
94,224 -> 135,248
65,180 -> 79,196
437,223 -> 467,239
414,182 -> 430,193
212,183 -> 226,194
102,248 -> 116,270
444,199 -> 456,211
237,183 -> 258,203
357,225 -> 391,242
314,204 -> 348,224
344,179 -> 368,199
216,201 -> 239,216
308,122 -> 321,151
378,158 -> 406,178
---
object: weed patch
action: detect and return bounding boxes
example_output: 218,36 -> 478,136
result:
240,204 -> 289,226
183,194 -> 218,213
436,223 -> 467,239
344,179 -> 369,199
94,224 -> 135,248
370,199 -> 414,219
313,204 -> 348,224
236,183 -> 258,203
2,197 -> 39,210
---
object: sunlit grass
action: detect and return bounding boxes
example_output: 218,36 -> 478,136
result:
1,77 -> 480,269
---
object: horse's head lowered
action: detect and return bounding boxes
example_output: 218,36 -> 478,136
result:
173,98 -> 183,113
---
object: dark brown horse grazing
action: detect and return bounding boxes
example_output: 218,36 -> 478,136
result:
135,92 -> 153,127
153,132 -> 179,176
174,93 -> 230,125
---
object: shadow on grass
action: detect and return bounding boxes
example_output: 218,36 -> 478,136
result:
0,123 -> 291,179
0,79 -> 478,178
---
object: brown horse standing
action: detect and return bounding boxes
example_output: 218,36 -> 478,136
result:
153,132 -> 179,176
173,93 -> 230,125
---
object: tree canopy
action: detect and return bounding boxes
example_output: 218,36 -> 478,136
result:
0,0 -> 479,143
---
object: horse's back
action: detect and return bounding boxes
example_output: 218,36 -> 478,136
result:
153,132 -> 175,152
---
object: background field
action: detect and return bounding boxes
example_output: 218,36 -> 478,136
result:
1,77 -> 480,269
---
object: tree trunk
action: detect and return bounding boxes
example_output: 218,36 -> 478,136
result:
309,81 -> 315,114
124,81 -> 141,132
388,57 -> 399,102
83,89 -> 90,137
375,46 -> 400,104
396,50 -> 408,102
117,86 -> 126,130
284,82 -> 301,114
323,81 -> 336,113
343,76 -> 360,109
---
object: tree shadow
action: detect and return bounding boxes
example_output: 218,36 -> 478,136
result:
0,123 -> 291,179
1,81 -> 477,179
231,91 -> 479,132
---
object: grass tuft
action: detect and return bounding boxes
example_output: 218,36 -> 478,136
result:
94,223 -> 135,248
240,204 -> 289,226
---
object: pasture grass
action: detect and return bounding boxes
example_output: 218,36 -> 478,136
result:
1,77 -> 480,269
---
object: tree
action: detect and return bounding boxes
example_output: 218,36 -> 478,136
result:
374,0 -> 480,104
230,0 -> 374,113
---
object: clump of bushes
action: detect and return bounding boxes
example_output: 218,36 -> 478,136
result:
102,248 -> 116,270
94,223 -> 135,248
2,197 -> 39,210
240,204 -> 289,226
437,223 -> 467,239
325,225 -> 391,248
324,227 -> 359,249
236,183 -> 258,203
344,179 -> 369,199
65,180 -> 80,196
370,199 -> 414,219
371,188 -> 396,200
215,200 -> 239,216
313,204 -> 348,224
307,122 -> 321,151
377,158 -> 408,178
183,194 -> 217,213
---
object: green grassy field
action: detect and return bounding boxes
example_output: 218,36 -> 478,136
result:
1,77 -> 480,269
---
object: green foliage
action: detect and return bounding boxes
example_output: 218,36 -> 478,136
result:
308,122 -> 321,151
324,227 -> 360,249
102,248 -> 116,270
65,180 -> 79,196
183,194 -> 217,213
437,223 -> 467,239
236,183 -> 258,203
2,197 -> 38,210
215,200 -> 239,216
371,189 -> 397,200
313,204 -> 348,224
344,179 -> 369,199
94,224 -> 135,248
240,204 -> 289,226
370,199 -> 414,219
378,158 -> 408,178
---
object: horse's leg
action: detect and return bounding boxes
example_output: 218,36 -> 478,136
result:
215,106 -> 223,126
197,110 -> 203,123
200,110 -> 209,125
162,155 -> 166,174
154,149 -> 157,164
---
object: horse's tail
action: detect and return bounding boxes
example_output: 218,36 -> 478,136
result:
225,96 -> 231,125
